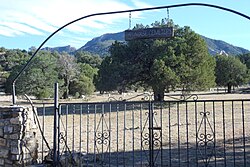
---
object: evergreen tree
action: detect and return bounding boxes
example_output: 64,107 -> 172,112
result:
6,50 -> 59,99
215,55 -> 249,93
96,21 -> 215,101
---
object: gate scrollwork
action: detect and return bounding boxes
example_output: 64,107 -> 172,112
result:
197,111 -> 215,166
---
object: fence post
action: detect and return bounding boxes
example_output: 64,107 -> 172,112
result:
149,100 -> 154,167
53,83 -> 59,166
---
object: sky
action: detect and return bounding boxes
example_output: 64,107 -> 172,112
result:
0,0 -> 250,51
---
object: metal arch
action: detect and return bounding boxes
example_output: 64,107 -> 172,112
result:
12,3 -> 250,104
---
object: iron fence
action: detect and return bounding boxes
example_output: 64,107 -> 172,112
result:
35,97 -> 250,167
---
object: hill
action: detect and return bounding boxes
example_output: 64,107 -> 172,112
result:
201,36 -> 249,56
42,45 -> 76,54
78,32 -> 124,57
77,31 -> 249,57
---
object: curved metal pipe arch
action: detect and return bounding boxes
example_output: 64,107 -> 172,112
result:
12,3 -> 250,104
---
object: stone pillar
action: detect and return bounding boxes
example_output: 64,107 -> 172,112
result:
0,106 -> 38,166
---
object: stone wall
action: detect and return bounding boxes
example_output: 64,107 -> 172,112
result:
0,106 -> 38,166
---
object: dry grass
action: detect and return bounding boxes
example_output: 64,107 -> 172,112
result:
1,91 -> 250,166
28,91 -> 250,166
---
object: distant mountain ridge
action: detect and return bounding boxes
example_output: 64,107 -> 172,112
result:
42,45 -> 76,54
77,31 -> 249,57
78,32 -> 124,56
42,32 -> 249,57
201,36 -> 249,56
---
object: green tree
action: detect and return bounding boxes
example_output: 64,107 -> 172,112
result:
69,63 -> 97,97
75,51 -> 102,68
0,49 -> 29,71
238,53 -> 250,69
6,51 -> 59,99
149,59 -> 179,100
78,63 -> 98,79
215,55 -> 249,93
95,55 -> 123,93
173,27 -> 216,92
69,75 -> 95,97
96,21 -> 215,101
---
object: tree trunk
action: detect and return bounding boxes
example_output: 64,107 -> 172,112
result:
153,88 -> 164,101
63,77 -> 69,99
63,91 -> 68,99
227,84 -> 232,93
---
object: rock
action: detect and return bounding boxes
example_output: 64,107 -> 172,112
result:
0,138 -> 6,147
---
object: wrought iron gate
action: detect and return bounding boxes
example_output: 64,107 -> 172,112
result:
48,94 -> 250,167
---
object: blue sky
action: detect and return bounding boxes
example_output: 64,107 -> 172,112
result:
1,0 -> 250,51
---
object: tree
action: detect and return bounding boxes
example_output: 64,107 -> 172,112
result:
0,48 -> 30,94
28,46 -> 37,55
95,51 -> 125,93
5,49 -> 99,99
173,26 -> 216,92
96,20 -> 215,101
238,53 -> 250,69
5,50 -> 59,99
215,55 -> 249,93
149,59 -> 179,100
0,49 -> 29,71
57,52 -> 78,99
78,63 -> 98,79
69,75 -> 95,97
69,63 -> 97,97
75,51 -> 102,68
